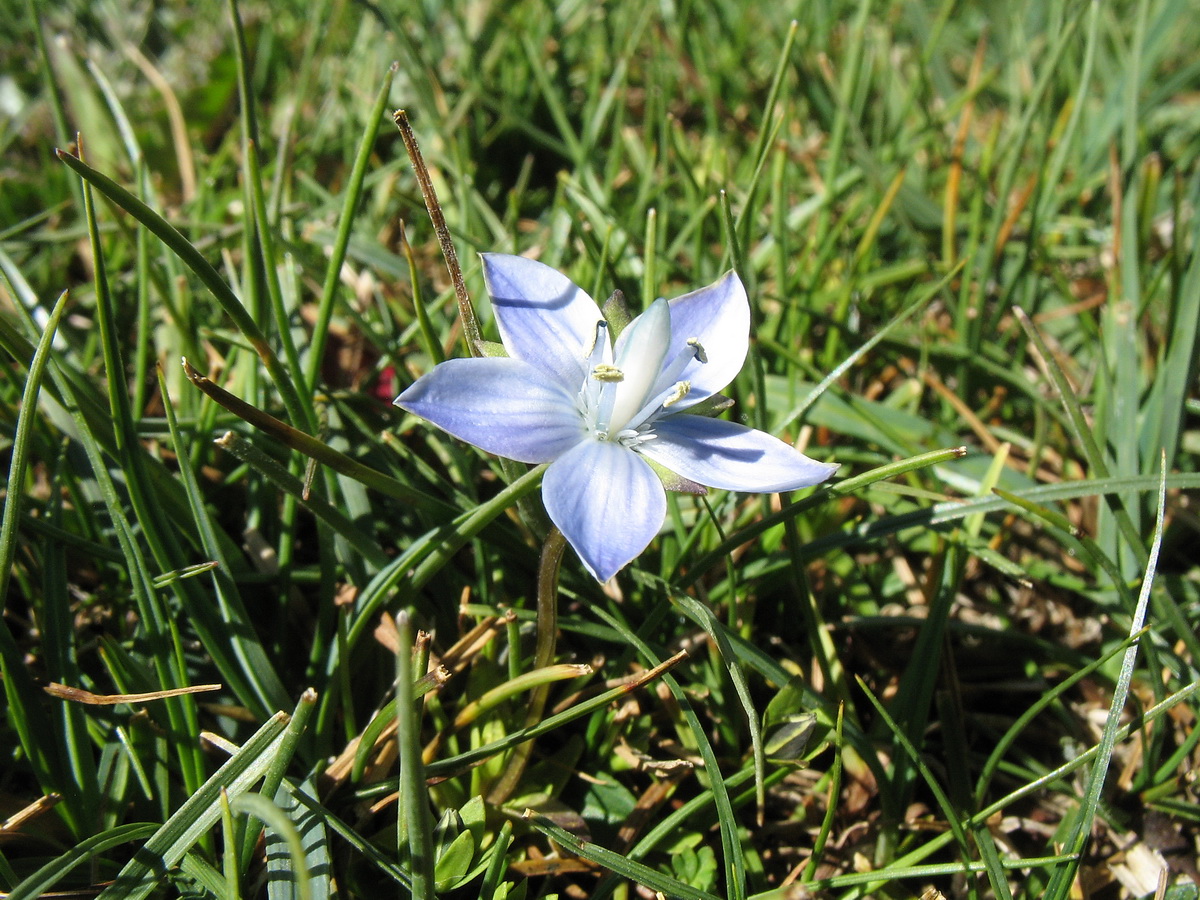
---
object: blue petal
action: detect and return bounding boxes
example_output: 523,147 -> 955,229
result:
542,438 -> 667,581
641,415 -> 838,492
662,271 -> 750,407
395,358 -> 584,463
482,254 -> 606,391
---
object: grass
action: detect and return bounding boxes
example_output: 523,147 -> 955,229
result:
2,0 -> 1199,897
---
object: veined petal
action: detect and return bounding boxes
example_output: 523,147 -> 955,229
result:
395,358 -> 583,463
543,438 -> 667,581
482,253 -> 606,390
662,271 -> 750,407
641,415 -> 838,492
606,298 -> 671,433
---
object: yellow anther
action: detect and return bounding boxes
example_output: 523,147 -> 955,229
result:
591,364 -> 625,383
662,381 -> 692,408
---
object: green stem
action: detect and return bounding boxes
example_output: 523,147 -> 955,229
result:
486,528 -> 567,804
396,612 -> 434,900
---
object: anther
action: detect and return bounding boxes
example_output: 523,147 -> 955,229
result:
586,320 -> 608,358
662,381 -> 692,408
591,364 -> 625,383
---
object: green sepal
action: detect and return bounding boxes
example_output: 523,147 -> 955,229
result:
644,455 -> 707,495
475,339 -> 509,358
601,289 -> 632,340
682,394 -> 734,417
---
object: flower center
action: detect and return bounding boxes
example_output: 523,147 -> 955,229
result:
576,299 -> 706,445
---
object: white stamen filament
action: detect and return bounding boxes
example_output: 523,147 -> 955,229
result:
578,304 -> 708,445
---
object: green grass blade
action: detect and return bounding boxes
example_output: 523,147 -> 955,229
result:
1149,180 -> 1200,469
159,366 -> 291,714
183,359 -> 451,513
214,429 -> 389,571
6,823 -> 159,900
1013,309 -> 1145,566
96,713 -> 292,900
265,778 -> 333,900
232,793 -> 313,900
670,592 -> 768,824
395,612 -> 435,900
0,290 -> 76,825
677,447 -> 966,586
589,607 -> 747,900
53,149 -> 309,429
1043,457 -> 1167,899
305,63 -> 398,394
525,808 -> 722,900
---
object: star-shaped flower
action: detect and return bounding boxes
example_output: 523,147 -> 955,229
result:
395,254 -> 837,581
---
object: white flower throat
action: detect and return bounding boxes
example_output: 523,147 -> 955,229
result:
577,298 -> 706,444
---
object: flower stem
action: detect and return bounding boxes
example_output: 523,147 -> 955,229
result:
486,527 -> 568,804
395,610 -> 434,900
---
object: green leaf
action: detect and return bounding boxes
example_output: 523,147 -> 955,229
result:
433,830 -> 476,891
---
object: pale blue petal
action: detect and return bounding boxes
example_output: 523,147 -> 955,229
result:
543,438 -> 667,581
640,415 -> 838,492
482,253 -> 606,391
605,298 -> 671,433
662,271 -> 750,407
395,358 -> 584,463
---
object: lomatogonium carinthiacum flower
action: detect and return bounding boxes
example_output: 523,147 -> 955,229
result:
395,254 -> 838,581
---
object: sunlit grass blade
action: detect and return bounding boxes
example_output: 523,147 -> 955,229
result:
1149,183 -> 1200,470
800,472 -> 1200,561
264,778 -> 332,900
53,148 -> 309,428
669,592 -> 769,822
1043,457 -> 1167,900
182,358 -> 450,513
973,632 -> 1142,806
589,607 -> 747,900
231,792 -> 313,900
94,713 -> 292,900
1013,309 -> 1145,566
236,689 -> 319,871
306,63 -> 398,394
677,446 -> 967,587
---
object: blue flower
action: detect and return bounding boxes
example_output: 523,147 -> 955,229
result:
395,254 -> 838,581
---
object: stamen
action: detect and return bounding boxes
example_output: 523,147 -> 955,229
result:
579,320 -> 611,427
648,337 -> 708,402
661,381 -> 691,408
585,320 -> 608,360
591,364 -> 625,383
